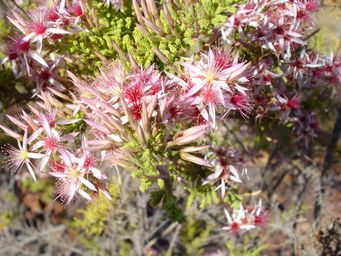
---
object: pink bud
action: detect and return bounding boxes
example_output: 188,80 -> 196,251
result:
46,9 -> 60,21
69,3 -> 83,17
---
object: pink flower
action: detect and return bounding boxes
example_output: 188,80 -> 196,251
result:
121,65 -> 164,121
204,165 -> 242,198
181,49 -> 250,97
226,94 -> 252,118
221,0 -> 316,58
8,10 -> 70,53
203,147 -> 246,198
31,58 -> 66,93
222,204 -> 256,234
178,49 -> 252,127
2,129 -> 44,182
272,94 -> 301,123
306,0 -> 319,12
30,115 -> 78,171
1,36 -> 48,76
45,8 -> 60,22
50,150 -> 97,204
81,137 -> 108,181
250,199 -> 267,228
159,90 -> 196,122
194,85 -> 225,127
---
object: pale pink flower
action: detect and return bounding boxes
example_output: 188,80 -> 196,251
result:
181,49 -> 250,97
50,150 -> 97,204
8,9 -> 70,53
222,204 -> 256,234
251,199 -> 267,228
221,0 -> 317,58
272,94 -> 301,123
68,1 -> 84,18
203,147 -> 245,197
225,94 -> 252,118
2,129 -> 44,181
204,165 -> 242,198
32,57 -> 66,93
31,115 -> 78,171
1,36 -> 48,76
80,137 -> 108,181
173,124 -> 209,146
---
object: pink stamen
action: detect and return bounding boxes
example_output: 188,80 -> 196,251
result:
32,22 -> 46,35
44,136 -> 58,151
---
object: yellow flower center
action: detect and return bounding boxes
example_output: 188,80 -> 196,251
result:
206,72 -> 216,82
69,168 -> 80,179
20,151 -> 29,160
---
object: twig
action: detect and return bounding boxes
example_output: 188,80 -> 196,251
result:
314,105 -> 341,220
19,225 -> 66,246
304,28 -> 320,41
262,145 -> 278,198
166,223 -> 181,255
270,169 -> 289,194
291,168 -> 311,255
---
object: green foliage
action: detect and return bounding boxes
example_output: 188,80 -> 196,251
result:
186,184 -> 241,210
61,110 -> 86,133
226,240 -> 267,256
162,193 -> 186,223
196,0 -> 238,32
186,186 -> 220,209
73,179 -> 121,237
0,192 -> 16,230
150,189 -> 166,206
180,216 -> 214,255
61,1 -> 136,75
0,18 -> 10,42
0,212 -> 12,229
131,148 -> 158,191
21,0 -> 37,10
61,0 -> 242,76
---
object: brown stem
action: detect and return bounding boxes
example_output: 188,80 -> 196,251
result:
314,104 -> 341,220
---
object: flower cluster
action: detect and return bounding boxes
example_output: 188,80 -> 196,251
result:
0,91 -> 110,203
1,0 -> 84,93
222,0 -> 319,58
1,55 -> 258,230
172,49 -> 252,128
221,0 -> 341,147
223,200 -> 266,234
1,0 -> 340,237
71,61 -> 215,178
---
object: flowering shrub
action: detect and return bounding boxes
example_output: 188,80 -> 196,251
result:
0,0 -> 340,239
